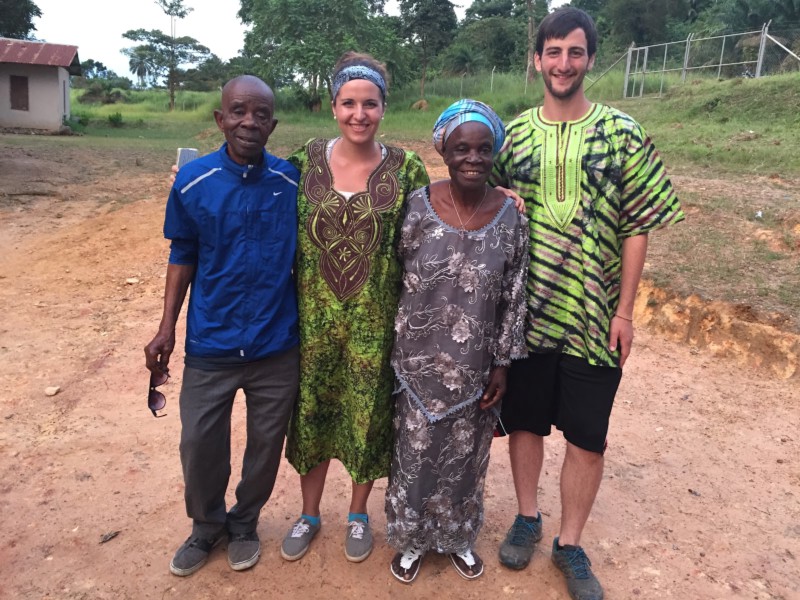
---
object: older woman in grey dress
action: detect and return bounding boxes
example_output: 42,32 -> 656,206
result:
386,100 -> 529,583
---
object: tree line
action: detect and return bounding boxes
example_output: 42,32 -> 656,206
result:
3,0 -> 797,109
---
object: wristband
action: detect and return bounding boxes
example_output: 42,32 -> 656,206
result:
614,313 -> 633,322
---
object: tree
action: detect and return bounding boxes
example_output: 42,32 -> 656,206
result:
701,0 -> 800,30
143,0 -> 196,109
122,29 -> 210,103
182,55 -> 230,91
126,46 -> 160,87
0,0 -> 42,39
605,0 -> 684,45
568,0 -> 606,18
449,16 -> 526,71
240,0 -> 405,108
440,43 -> 485,74
464,0 -> 518,21
399,0 -> 458,98
81,59 -> 109,79
72,59 -> 132,93
460,0 -> 544,79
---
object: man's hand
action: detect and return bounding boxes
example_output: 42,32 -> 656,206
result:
480,365 -> 508,410
608,315 -> 633,367
144,327 -> 175,376
494,186 -> 526,214
169,164 -> 178,186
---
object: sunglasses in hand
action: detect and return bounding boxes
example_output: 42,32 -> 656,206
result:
148,370 -> 169,417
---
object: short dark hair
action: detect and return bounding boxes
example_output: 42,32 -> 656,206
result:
535,7 -> 597,58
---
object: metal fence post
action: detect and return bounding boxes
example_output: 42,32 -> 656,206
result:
718,34 -> 726,79
491,66 -> 496,92
633,48 -> 641,95
682,33 -> 694,82
659,43 -> 668,97
756,21 -> 771,77
623,43 -> 634,98
639,46 -> 649,97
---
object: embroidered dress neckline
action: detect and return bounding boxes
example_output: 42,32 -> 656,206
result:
422,185 -> 511,237
325,137 -> 388,199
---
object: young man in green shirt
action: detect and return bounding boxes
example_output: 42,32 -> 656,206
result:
491,8 -> 684,600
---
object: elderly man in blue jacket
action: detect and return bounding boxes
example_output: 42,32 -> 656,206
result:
144,75 -> 299,577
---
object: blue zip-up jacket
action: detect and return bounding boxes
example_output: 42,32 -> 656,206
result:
165,143 -> 299,360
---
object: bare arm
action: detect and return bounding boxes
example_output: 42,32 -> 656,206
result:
480,366 -> 508,410
608,233 -> 648,367
144,263 -> 195,374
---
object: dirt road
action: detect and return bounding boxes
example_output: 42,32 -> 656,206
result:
0,141 -> 798,599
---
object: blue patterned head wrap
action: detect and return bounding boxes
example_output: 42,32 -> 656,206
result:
331,65 -> 387,102
432,99 -> 505,156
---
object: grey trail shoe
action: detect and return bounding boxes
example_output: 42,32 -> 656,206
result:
551,537 -> 604,600
169,534 -> 222,576
344,519 -> 373,562
280,517 -> 321,561
228,530 -> 261,571
499,513 -> 543,570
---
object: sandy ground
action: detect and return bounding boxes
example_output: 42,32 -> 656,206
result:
0,140 -> 798,600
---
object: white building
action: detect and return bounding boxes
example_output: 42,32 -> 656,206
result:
0,38 -> 81,131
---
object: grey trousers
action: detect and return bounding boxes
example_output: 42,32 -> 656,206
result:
178,345 -> 299,538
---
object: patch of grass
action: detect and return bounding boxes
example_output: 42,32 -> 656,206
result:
612,72 -> 800,175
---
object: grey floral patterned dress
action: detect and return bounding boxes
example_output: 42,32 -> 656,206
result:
385,186 -> 529,553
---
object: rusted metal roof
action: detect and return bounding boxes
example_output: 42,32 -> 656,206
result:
0,38 -> 81,76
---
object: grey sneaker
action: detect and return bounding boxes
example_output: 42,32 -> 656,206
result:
169,534 -> 222,576
344,519 -> 373,562
551,537 -> 604,600
280,517 -> 321,561
499,513 -> 543,570
228,530 -> 260,571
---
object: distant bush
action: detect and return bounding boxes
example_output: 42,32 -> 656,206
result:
71,112 -> 90,126
108,112 -> 124,127
80,80 -> 131,104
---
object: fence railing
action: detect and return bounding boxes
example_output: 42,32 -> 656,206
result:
624,22 -> 800,98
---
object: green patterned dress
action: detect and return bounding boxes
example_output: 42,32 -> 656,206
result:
286,138 -> 430,483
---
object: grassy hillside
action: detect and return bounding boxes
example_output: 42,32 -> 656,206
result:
68,72 -> 800,177
614,73 -> 800,175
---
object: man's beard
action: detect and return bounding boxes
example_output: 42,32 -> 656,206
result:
542,69 -> 587,100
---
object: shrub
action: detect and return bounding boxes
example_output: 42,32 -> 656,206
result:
108,112 -> 124,127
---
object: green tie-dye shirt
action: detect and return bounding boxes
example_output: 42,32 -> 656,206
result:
491,104 -> 684,367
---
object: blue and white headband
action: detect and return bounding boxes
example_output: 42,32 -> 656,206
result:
331,65 -> 387,101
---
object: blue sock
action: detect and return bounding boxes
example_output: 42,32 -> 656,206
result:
348,512 -> 368,523
301,513 -> 321,526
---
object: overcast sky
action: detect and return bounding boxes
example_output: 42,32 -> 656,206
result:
32,0 -> 567,81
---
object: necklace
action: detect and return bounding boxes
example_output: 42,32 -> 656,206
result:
448,183 -> 488,239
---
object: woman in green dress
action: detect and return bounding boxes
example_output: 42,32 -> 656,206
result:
280,52 -> 430,564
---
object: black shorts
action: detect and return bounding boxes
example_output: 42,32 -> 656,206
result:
499,353 -> 622,454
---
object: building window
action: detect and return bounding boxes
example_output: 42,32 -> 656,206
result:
10,75 -> 29,111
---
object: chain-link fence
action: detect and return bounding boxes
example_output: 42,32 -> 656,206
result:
389,22 -> 799,106
390,48 -> 632,110
624,22 -> 800,98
